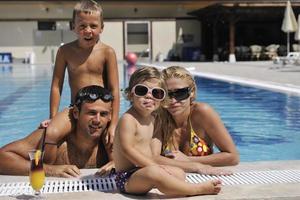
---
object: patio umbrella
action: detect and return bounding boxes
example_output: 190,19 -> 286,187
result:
294,14 -> 300,51
281,1 -> 298,54
177,27 -> 184,44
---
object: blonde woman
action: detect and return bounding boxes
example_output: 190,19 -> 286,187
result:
153,66 -> 239,166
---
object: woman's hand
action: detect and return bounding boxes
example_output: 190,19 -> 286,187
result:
170,150 -> 191,162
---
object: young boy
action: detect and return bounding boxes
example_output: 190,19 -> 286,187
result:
113,67 -> 221,196
48,0 -> 119,146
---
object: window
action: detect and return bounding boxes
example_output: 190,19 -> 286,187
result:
38,21 -> 56,31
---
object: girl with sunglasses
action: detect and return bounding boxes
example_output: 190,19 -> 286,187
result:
113,66 -> 222,196
153,66 -> 239,167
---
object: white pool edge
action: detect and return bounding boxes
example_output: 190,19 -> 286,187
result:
141,63 -> 300,96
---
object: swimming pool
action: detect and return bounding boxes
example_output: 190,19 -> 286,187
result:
0,64 -> 300,162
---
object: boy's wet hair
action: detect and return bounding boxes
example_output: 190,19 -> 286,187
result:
72,0 -> 104,29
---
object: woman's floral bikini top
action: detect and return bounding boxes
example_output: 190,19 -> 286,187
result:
189,120 -> 212,156
163,118 -> 212,156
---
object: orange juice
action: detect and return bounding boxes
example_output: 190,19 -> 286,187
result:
30,159 -> 45,191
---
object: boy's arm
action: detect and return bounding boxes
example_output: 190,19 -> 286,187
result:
119,115 -> 156,167
50,47 -> 67,118
95,133 -> 115,176
105,47 -> 120,145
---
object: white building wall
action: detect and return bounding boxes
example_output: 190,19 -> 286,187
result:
0,21 -> 36,46
0,21 -> 124,63
101,21 -> 124,61
0,19 -> 200,63
152,21 -> 176,61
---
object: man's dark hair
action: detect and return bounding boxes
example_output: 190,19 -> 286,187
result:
74,85 -> 113,110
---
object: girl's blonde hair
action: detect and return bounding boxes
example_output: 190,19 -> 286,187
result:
124,66 -> 167,105
156,66 -> 197,152
72,0 -> 104,29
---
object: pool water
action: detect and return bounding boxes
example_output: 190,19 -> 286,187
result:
195,77 -> 300,161
0,64 -> 300,162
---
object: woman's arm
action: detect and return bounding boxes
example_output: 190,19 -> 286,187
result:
151,130 -> 231,175
189,103 -> 239,166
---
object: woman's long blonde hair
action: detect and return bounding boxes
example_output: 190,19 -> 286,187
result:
155,66 -> 197,152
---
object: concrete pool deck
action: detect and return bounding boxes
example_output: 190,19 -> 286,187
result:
0,160 -> 300,200
143,61 -> 300,95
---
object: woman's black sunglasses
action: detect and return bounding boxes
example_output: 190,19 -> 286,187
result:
132,84 -> 166,101
168,87 -> 191,101
75,85 -> 113,107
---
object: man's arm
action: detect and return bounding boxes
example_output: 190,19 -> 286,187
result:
0,129 -> 46,175
0,109 -> 80,177
104,47 -> 120,145
50,47 -> 67,118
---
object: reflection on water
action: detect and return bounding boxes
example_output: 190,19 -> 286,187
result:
1,65 -> 13,74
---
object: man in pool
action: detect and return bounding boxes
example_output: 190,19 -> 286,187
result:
0,85 -> 114,178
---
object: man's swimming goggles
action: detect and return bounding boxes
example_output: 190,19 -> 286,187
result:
75,85 -> 113,107
132,84 -> 166,101
167,87 -> 191,101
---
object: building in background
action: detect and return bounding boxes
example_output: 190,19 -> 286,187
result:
0,0 -> 299,63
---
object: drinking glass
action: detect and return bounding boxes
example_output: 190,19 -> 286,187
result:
28,149 -> 45,198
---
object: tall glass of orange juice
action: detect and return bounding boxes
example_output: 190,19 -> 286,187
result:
28,149 -> 45,197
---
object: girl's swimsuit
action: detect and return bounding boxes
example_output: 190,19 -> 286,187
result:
163,118 -> 212,156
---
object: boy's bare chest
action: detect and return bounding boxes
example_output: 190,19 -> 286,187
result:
66,50 -> 106,74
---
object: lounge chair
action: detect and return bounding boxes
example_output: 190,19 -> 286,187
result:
250,45 -> 262,60
264,44 -> 280,60
273,52 -> 300,66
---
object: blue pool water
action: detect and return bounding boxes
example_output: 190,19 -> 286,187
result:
0,64 -> 300,162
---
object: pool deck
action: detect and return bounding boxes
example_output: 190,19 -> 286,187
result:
143,60 -> 300,95
0,160 -> 300,200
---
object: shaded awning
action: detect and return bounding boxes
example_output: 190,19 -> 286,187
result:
188,3 -> 300,22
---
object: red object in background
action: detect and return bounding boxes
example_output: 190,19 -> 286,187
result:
125,52 -> 138,65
